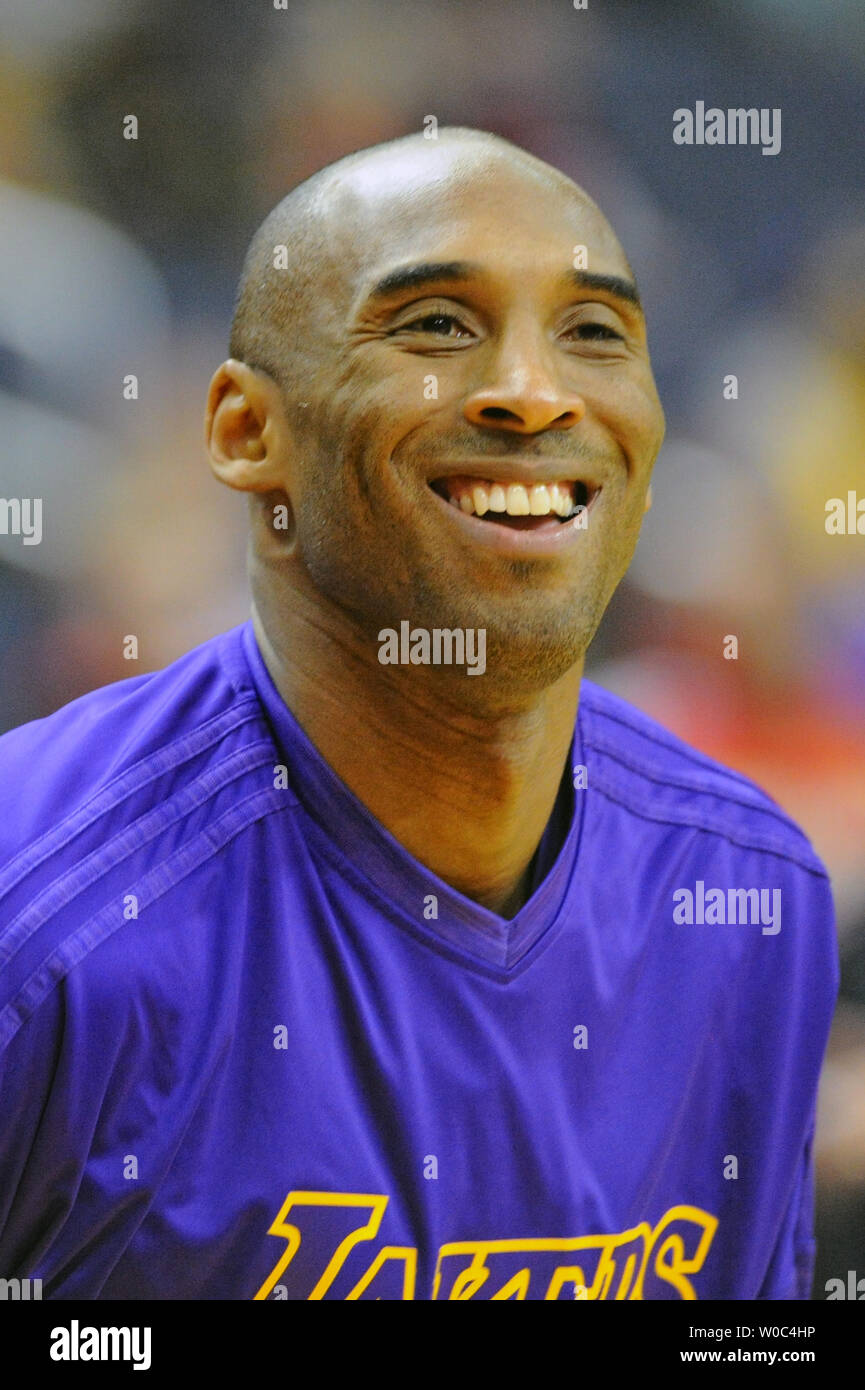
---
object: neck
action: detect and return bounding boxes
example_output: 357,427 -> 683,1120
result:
250,574 -> 583,919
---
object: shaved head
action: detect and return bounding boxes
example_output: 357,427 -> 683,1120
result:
209,123 -> 662,700
229,127 -> 621,399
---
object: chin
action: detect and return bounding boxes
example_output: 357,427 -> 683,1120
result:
478,622 -> 592,691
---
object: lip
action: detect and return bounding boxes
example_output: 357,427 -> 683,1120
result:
428,478 -> 603,556
427,460 -> 601,488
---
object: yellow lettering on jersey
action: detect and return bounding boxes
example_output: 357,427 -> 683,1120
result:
345,1246 -> 418,1300
433,1221 -> 654,1300
255,1192 -> 718,1300
253,1191 -> 388,1300
545,1224 -> 652,1300
634,1203 -> 718,1301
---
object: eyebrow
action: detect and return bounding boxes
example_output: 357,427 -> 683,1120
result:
367,261 -> 479,299
570,269 -> 642,310
365,260 -> 642,310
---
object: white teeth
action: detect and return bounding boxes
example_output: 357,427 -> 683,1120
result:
506,484 -> 530,515
442,478 -> 580,517
529,484 -> 551,516
472,485 -> 489,517
551,483 -> 573,517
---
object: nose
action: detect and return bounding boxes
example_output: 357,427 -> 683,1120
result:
462,327 -> 586,434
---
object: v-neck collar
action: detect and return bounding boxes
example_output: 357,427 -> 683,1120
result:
238,621 -> 585,973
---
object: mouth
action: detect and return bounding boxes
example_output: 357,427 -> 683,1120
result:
428,474 -> 600,532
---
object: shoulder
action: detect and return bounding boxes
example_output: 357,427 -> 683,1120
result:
578,677 -> 826,878
0,623 -> 274,857
577,678 -> 838,1032
0,624 -> 287,1051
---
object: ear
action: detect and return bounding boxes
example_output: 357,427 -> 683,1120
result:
644,483 -> 653,514
205,359 -> 291,492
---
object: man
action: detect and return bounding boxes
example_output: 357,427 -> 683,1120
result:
0,128 -> 837,1300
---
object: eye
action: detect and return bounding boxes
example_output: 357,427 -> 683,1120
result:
568,322 -> 624,341
397,312 -> 473,337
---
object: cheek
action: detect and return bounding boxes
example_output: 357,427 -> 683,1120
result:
593,370 -> 665,473
288,386 -> 379,518
289,380 -> 424,581
304,360 -> 431,492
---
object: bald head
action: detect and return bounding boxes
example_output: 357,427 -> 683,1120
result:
228,127 -> 623,394
208,123 -> 664,696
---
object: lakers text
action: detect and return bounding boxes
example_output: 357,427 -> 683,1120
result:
254,1191 -> 717,1300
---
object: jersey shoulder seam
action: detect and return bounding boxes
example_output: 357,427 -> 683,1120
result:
0,784 -> 291,1056
579,683 -> 822,871
0,693 -> 285,902
589,779 -> 827,876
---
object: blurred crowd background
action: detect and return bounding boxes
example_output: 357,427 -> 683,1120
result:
1,0 -> 863,1296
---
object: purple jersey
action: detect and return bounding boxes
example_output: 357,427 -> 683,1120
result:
0,622 -> 837,1299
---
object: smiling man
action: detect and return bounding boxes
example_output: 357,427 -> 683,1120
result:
0,129 -> 837,1300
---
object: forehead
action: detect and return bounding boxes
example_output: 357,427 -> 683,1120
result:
319,145 -> 630,295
